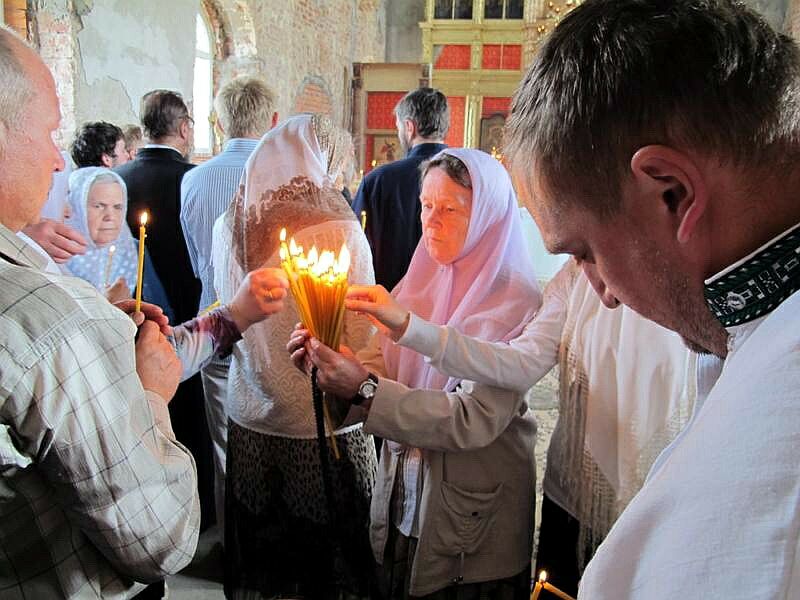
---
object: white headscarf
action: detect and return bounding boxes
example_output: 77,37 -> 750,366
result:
65,167 -> 137,290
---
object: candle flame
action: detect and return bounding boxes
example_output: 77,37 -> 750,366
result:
109,244 -> 116,253
538,571 -> 548,583
308,246 -> 319,266
336,243 -> 350,274
140,211 -> 148,226
279,246 -> 287,261
289,237 -> 299,256
280,228 -> 286,242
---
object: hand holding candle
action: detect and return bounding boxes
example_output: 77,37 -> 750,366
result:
134,212 -> 148,313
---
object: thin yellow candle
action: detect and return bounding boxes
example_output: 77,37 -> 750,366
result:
530,571 -> 546,600
134,212 -> 148,312
538,571 -> 575,600
360,210 -> 367,231
103,244 -> 116,289
199,300 -> 220,316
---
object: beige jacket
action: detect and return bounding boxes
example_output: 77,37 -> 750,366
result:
355,335 -> 537,596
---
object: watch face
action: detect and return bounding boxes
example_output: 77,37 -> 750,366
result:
360,379 -> 378,398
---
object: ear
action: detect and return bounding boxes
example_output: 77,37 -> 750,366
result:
101,153 -> 113,168
630,145 -> 708,244
179,119 -> 191,141
271,112 -> 279,128
404,119 -> 416,141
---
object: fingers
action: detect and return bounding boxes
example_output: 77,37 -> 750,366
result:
345,284 -> 382,302
344,298 -> 380,314
136,319 -> 159,345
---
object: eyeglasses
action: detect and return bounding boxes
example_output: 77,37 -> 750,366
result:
184,115 -> 195,128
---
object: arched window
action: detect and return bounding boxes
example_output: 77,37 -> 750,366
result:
193,11 -> 214,155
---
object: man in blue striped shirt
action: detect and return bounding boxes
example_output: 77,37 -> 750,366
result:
180,76 -> 277,546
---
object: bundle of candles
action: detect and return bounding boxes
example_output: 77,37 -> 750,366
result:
278,228 -> 351,352
279,228 -> 351,458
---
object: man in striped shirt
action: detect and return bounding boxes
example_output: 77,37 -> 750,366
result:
180,76 -> 277,545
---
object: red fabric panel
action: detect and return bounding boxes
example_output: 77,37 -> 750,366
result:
482,97 -> 511,117
366,92 -> 405,130
482,44 -> 502,69
445,96 -> 466,147
502,45 -> 522,70
434,45 -> 471,70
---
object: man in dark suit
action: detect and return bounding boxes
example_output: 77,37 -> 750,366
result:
352,88 -> 449,292
116,91 -> 214,567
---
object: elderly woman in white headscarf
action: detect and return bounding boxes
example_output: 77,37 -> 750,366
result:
291,148 -> 542,599
65,167 -> 172,317
212,114 -> 377,599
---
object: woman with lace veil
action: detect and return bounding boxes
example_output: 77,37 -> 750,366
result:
212,114 -> 377,599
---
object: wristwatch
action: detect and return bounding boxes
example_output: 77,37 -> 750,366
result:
352,373 -> 379,405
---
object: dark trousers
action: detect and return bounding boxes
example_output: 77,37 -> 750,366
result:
534,494 -> 586,597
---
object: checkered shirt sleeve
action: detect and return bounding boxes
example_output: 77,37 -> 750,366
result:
0,260 -> 200,598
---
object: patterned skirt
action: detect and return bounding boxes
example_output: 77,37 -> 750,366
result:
225,420 -> 378,599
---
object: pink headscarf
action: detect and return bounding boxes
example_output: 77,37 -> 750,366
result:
382,148 -> 542,391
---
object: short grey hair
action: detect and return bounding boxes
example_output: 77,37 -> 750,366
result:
214,76 -> 275,139
394,87 -> 450,141
420,153 -> 472,189
0,26 -> 34,131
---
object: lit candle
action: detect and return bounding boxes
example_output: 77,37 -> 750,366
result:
530,571 -> 545,600
134,212 -> 148,313
360,210 -> 367,231
103,244 -> 116,289
539,571 -> 576,600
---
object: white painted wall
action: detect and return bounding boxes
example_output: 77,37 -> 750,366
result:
75,0 -> 197,126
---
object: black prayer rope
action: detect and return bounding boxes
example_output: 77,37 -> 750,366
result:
311,366 -> 337,530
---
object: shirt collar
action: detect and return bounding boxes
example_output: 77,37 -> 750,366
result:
407,142 -> 447,159
0,222 -> 48,269
144,143 -> 184,156
223,138 -> 260,153
704,221 -> 800,328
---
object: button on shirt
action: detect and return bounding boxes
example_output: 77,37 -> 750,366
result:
0,224 -> 200,598
180,138 -> 260,313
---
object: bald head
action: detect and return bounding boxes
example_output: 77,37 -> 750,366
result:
0,26 -> 37,133
0,26 -> 64,231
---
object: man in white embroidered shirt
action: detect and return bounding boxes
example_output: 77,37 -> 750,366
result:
505,1 -> 800,598
0,26 -> 201,598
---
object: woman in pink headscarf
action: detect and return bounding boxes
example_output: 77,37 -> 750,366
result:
289,148 -> 542,599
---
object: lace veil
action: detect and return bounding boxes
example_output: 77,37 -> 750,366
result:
212,114 -> 375,437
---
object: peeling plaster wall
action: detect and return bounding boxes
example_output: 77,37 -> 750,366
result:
247,0 -> 386,127
386,0 -> 425,63
75,0 -> 196,127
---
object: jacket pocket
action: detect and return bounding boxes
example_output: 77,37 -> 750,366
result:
428,480 -> 504,556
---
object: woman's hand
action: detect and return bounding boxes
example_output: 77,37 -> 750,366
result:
286,323 -> 312,374
345,284 -> 410,341
105,277 -> 131,304
229,267 -> 289,333
307,338 -> 369,399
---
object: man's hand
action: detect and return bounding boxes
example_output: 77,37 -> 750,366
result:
345,284 -> 410,340
104,277 -> 131,304
307,338 -> 369,398
286,323 -> 312,374
22,220 -> 88,263
135,321 -> 182,402
114,299 -> 172,336
228,267 -> 289,333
